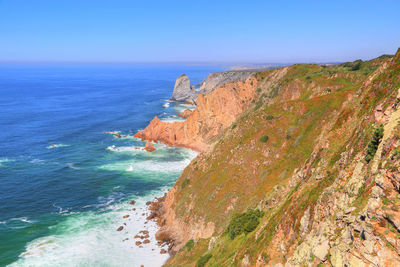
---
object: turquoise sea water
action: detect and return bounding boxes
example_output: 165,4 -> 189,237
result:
0,64 -> 223,266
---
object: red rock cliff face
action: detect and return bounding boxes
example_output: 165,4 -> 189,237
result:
134,77 -> 257,151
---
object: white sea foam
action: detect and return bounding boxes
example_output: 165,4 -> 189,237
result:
1,217 -> 36,229
30,158 -> 45,165
126,164 -> 134,172
0,157 -> 13,167
65,163 -> 81,170
10,138 -> 198,266
160,115 -> 185,123
0,157 -> 13,163
162,102 -> 170,108
46,144 -> 70,149
9,217 -> 34,223
10,191 -> 170,267
173,103 -> 196,113
100,147 -> 198,175
107,145 -> 143,153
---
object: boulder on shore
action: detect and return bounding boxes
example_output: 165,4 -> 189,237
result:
144,141 -> 156,152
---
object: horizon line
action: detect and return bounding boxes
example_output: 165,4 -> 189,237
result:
0,59 -> 345,66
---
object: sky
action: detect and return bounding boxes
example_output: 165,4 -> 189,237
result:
0,0 -> 399,63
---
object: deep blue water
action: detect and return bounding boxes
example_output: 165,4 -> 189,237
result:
0,64 -> 223,266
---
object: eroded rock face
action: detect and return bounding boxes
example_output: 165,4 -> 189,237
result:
135,77 -> 258,151
198,71 -> 255,95
170,74 -> 196,102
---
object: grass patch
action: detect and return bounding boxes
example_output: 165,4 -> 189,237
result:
226,209 -> 264,240
196,253 -> 212,267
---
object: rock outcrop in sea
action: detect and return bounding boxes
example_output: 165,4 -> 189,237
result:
170,74 -> 196,102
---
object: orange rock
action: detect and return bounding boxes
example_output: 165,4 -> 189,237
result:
123,215 -> 129,219
177,109 -> 192,119
144,141 -> 156,152
134,77 -> 257,152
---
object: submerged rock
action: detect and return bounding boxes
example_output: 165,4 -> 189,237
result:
117,226 -> 123,231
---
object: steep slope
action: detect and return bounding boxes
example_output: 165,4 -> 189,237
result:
149,49 -> 400,266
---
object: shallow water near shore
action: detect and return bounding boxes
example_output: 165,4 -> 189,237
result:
0,64 -> 222,266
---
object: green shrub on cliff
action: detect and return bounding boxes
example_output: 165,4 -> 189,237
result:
265,115 -> 274,120
184,239 -> 194,251
226,209 -> 264,240
365,124 -> 384,163
259,135 -> 269,143
195,253 -> 212,267
181,178 -> 190,189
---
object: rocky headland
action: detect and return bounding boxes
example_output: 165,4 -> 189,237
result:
141,49 -> 400,266
135,71 -> 257,151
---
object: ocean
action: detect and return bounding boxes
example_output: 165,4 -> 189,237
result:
0,63 -> 223,266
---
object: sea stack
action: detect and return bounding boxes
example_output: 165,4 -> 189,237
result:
170,74 -> 196,102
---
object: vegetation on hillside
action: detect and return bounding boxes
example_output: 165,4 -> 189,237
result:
226,209 -> 264,240
365,124 -> 384,162
163,51 -> 400,266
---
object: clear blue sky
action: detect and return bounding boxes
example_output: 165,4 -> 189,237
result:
0,0 -> 399,63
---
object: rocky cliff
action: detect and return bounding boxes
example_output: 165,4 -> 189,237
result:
170,71 -> 255,104
145,49 -> 400,266
198,71 -> 256,95
135,77 -> 258,151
